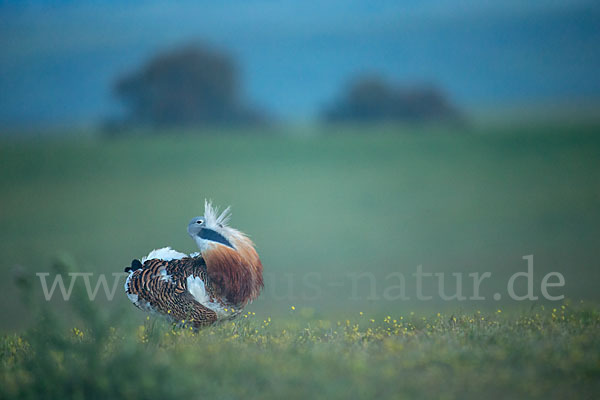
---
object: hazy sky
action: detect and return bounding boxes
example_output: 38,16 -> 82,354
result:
0,0 -> 598,126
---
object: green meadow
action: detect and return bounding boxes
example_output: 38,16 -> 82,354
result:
1,122 -> 600,398
2,277 -> 599,399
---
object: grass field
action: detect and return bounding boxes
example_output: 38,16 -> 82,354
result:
1,271 -> 599,399
1,122 -> 600,398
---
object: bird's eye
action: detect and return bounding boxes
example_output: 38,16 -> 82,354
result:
196,220 -> 203,224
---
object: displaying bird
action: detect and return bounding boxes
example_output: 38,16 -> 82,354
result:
124,201 -> 263,328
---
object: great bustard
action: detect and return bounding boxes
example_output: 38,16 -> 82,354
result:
124,201 -> 263,327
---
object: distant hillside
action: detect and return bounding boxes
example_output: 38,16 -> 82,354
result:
0,1 -> 599,127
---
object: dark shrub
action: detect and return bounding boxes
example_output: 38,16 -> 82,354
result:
323,75 -> 462,123
113,44 -> 262,129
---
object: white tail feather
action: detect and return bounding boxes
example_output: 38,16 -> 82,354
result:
142,247 -> 187,262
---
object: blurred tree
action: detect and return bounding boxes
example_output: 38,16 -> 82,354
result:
113,44 -> 262,128
323,75 -> 462,123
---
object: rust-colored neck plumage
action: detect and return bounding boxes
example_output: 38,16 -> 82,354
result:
202,234 -> 263,306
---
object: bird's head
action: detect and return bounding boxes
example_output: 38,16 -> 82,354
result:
187,200 -> 236,252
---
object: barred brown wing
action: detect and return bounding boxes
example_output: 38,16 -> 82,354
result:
124,256 -> 217,327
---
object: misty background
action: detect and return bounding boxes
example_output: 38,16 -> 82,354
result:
1,0 -> 599,129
